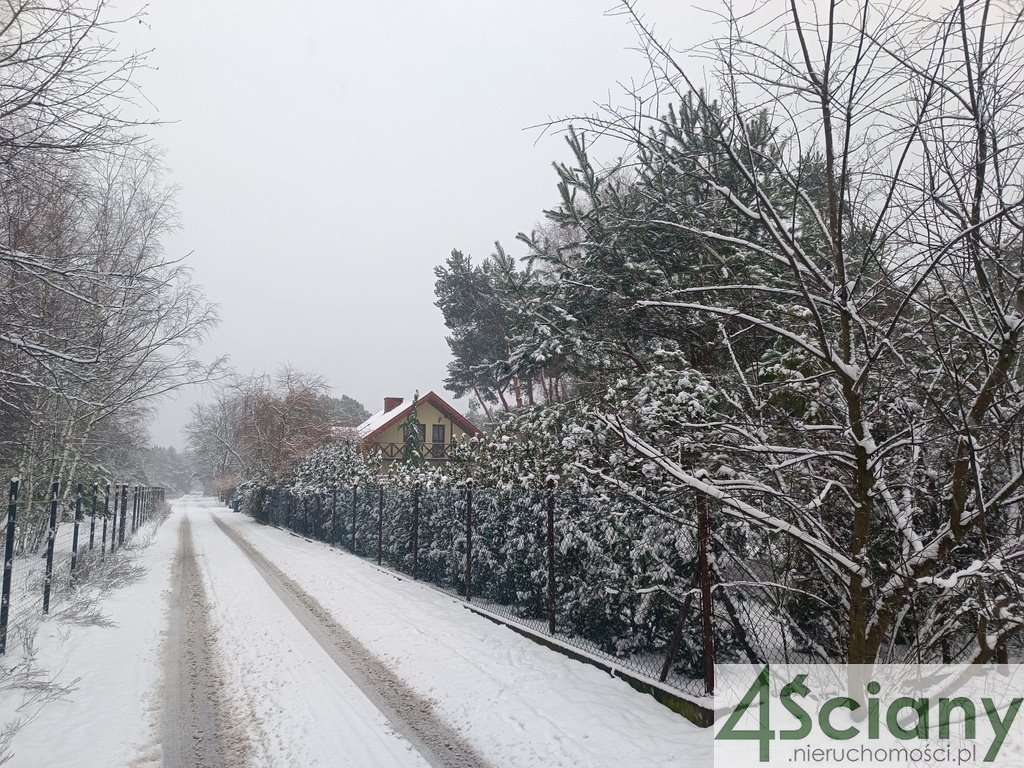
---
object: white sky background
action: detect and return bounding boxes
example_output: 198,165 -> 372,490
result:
128,1 -> 709,448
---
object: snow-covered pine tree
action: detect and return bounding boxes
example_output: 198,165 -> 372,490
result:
401,393 -> 424,465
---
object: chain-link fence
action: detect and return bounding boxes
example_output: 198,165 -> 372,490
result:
247,483 -> 793,699
0,480 -> 166,655
244,479 -> 1002,703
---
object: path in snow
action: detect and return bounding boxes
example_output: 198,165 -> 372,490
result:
162,515 -> 245,768
6,499 -> 707,767
210,513 -> 488,768
205,500 -> 709,767
183,503 -> 437,768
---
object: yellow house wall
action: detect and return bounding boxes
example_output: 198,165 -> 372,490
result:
371,401 -> 470,447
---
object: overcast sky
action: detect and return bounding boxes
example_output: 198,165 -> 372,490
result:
128,1 -> 708,447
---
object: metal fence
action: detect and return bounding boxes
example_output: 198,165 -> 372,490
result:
0,479 -> 166,655
239,480 -> 998,701
247,481 -> 788,700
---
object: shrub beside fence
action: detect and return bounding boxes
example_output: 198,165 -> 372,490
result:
0,479 -> 166,655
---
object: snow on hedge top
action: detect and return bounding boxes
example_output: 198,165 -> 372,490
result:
357,399 -> 410,438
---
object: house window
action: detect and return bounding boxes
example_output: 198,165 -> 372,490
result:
431,424 -> 446,458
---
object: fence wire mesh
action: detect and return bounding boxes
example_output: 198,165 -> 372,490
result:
0,482 -> 165,656
251,484 -> 762,698
249,482 -> 972,699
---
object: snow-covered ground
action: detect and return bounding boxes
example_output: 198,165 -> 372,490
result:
2,515 -> 176,767
2,497 -> 710,767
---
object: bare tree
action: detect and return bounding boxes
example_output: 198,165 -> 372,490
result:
0,0 -> 150,161
0,2 -> 221,522
544,0 -> 1024,666
187,367 -> 353,492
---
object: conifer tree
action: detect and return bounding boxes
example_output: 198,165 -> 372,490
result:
401,392 -> 424,465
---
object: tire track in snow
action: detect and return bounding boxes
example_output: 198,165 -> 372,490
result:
210,514 -> 490,768
163,516 -> 250,768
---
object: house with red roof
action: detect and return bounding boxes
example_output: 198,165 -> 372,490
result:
356,391 -> 482,461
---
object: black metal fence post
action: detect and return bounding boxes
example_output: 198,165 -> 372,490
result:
0,479 -> 19,654
118,483 -> 128,545
70,483 -> 82,577
132,486 -> 139,532
697,493 -> 715,695
412,482 -> 420,579
465,480 -> 473,601
331,485 -> 339,546
377,485 -> 383,566
351,485 -> 357,553
89,483 -> 98,551
42,481 -> 59,614
109,484 -> 118,553
546,478 -> 556,635
101,484 -> 110,557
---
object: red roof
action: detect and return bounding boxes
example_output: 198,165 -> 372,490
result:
357,391 -> 482,443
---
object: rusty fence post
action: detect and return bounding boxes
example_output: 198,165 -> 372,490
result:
42,481 -> 59,614
546,478 -> 556,635
697,493 -> 715,695
465,480 -> 473,601
351,485 -> 358,553
412,482 -> 420,579
0,479 -> 19,654
377,485 -> 384,565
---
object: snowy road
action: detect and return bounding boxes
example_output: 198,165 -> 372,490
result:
182,503 -> 440,767
7,497 -> 709,767
162,515 -> 244,767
